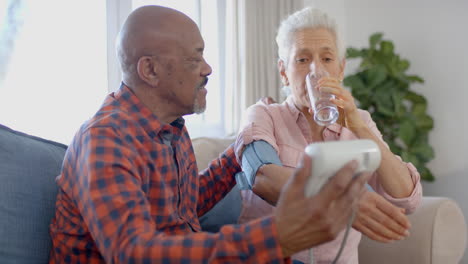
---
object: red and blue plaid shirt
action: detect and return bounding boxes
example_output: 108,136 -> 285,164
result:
49,84 -> 287,263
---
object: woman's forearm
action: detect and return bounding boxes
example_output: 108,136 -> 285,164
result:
354,127 -> 414,198
252,164 -> 295,205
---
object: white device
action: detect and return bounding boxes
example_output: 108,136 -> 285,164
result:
304,139 -> 381,197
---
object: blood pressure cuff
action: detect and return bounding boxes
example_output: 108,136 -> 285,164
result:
235,140 -> 282,190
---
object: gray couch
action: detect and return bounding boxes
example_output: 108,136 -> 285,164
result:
0,124 -> 466,263
0,124 -> 66,263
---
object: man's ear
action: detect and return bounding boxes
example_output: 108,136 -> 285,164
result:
278,60 -> 289,86
136,56 -> 160,87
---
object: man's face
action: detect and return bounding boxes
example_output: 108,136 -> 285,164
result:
281,27 -> 344,112
159,26 -> 212,116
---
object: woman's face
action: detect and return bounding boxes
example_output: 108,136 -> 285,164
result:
280,27 -> 345,112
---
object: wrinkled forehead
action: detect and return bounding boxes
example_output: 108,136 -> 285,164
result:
289,27 -> 338,54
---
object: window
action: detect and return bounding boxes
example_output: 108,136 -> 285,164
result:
0,0 -> 108,144
0,0 -> 227,143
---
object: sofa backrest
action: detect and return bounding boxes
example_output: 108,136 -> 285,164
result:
0,124 -> 67,264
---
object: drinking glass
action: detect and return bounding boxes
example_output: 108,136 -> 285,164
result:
305,64 -> 339,126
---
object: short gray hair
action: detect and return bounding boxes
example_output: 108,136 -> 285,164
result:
275,7 -> 345,67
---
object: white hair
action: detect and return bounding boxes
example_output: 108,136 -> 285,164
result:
275,7 -> 345,67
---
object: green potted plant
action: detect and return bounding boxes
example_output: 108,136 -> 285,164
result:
344,33 -> 435,181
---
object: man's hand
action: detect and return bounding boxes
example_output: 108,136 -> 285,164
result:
274,154 -> 371,257
353,191 -> 410,242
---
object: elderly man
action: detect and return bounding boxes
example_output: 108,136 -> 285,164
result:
48,6 -> 369,263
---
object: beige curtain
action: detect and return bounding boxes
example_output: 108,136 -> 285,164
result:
224,0 -> 302,135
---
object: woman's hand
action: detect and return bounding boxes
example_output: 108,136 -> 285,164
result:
353,190 -> 411,243
317,77 -> 366,131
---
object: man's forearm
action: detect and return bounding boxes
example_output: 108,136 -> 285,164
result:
197,143 -> 241,215
112,217 -> 287,263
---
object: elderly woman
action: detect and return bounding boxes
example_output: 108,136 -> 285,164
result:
234,7 -> 422,264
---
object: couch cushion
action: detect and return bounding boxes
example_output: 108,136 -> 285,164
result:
0,124 -> 66,264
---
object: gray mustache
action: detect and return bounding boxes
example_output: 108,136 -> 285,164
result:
198,77 -> 208,89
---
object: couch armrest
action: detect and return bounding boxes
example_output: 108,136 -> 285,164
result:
359,197 -> 467,264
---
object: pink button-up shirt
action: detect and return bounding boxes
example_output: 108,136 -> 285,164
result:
235,96 -> 422,264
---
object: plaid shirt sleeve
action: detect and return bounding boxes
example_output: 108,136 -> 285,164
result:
71,126 -> 288,263
196,143 -> 241,216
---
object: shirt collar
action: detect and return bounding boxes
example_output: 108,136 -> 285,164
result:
284,95 -> 302,122
111,83 -> 185,138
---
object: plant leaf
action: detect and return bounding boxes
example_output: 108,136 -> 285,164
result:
366,65 -> 387,88
407,75 -> 424,83
380,40 -> 394,55
398,119 -> 416,146
420,167 -> 435,181
412,143 -> 435,162
374,80 -> 396,116
375,96 -> 394,116
398,59 -> 410,72
388,141 -> 402,155
392,92 -> 405,117
344,75 -> 366,90
401,151 -> 420,168
370,32 -> 383,49
346,47 -> 362,58
405,91 -> 426,104
416,115 -> 434,130
412,103 -> 427,117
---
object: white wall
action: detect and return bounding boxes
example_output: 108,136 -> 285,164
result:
305,0 -> 468,261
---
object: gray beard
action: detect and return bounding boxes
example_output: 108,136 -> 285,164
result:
192,96 -> 206,114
